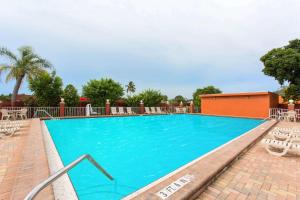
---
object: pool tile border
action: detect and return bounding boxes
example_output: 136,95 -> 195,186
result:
41,121 -> 78,200
123,119 -> 278,200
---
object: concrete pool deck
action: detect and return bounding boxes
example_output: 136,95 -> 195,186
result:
0,118 -> 299,200
0,119 -> 54,200
197,121 -> 300,200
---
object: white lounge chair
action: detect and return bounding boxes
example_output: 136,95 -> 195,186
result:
273,127 -> 292,134
118,107 -> 126,115
182,107 -> 187,113
150,107 -> 156,114
127,107 -> 135,115
17,108 -> 28,120
90,106 -> 98,115
156,107 -> 165,114
0,127 -> 20,136
286,111 -> 297,122
0,120 -> 25,126
1,109 -> 13,120
271,127 -> 300,141
111,107 -> 118,115
271,131 -> 300,142
145,107 -> 151,114
276,111 -> 285,121
261,138 -> 300,157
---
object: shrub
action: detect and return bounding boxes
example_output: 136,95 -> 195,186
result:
82,78 -> 124,106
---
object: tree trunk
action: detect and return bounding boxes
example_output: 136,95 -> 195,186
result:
11,76 -> 24,106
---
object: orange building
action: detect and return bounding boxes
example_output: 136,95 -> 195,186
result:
200,92 -> 279,119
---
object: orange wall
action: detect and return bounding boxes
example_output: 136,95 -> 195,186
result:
200,92 -> 279,119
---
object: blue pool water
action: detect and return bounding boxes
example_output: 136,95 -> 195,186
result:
45,114 -> 262,200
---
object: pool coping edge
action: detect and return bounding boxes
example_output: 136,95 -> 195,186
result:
41,120 -> 78,200
123,119 -> 278,200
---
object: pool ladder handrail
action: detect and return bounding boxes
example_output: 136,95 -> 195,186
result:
33,109 -> 59,120
24,154 -> 114,200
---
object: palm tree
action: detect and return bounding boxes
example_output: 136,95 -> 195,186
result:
0,46 -> 52,106
125,81 -> 136,96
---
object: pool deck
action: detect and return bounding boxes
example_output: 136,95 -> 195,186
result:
0,119 -> 54,200
197,121 -> 300,200
0,118 -> 299,200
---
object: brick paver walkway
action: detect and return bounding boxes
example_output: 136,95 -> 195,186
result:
197,122 -> 300,200
0,119 -> 54,200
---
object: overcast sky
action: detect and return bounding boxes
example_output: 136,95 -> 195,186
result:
1,0 -> 300,98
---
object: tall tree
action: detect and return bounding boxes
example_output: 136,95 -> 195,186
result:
63,84 -> 79,106
193,86 -> 222,107
261,39 -> 300,100
125,81 -> 136,95
82,78 -> 124,106
0,46 -> 52,106
172,95 -> 187,105
126,89 -> 166,106
29,71 -> 63,106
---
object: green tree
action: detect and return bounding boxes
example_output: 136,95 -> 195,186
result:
0,46 -> 52,105
63,84 -> 79,106
171,95 -> 187,105
82,78 -> 124,106
193,86 -> 222,107
0,94 -> 11,102
125,81 -> 136,95
29,71 -> 63,106
261,39 -> 300,100
126,89 -> 165,106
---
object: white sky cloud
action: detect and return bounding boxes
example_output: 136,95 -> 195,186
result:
1,0 -> 300,98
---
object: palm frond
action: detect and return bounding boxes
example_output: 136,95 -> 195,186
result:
31,55 -> 53,69
0,47 -> 18,63
0,65 -> 13,82
5,69 -> 17,82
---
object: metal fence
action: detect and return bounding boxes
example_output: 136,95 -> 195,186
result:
269,108 -> 300,120
1,106 -> 201,119
2,107 -> 60,118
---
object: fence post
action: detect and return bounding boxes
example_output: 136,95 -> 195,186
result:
0,100 -> 2,119
288,99 -> 295,111
105,99 -> 110,115
140,100 -> 144,114
60,98 -> 65,117
166,101 -> 169,113
189,101 -> 194,113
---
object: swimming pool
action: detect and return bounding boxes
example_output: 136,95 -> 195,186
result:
45,114 -> 263,200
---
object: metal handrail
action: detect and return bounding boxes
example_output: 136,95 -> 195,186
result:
24,154 -> 114,200
33,109 -> 55,119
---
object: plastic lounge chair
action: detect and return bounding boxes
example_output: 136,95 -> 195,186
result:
0,125 -> 20,137
273,127 -> 300,134
150,107 -> 156,114
182,107 -> 187,113
271,127 -> 300,141
277,111 -> 285,121
145,107 -> 151,114
89,105 -> 98,115
118,107 -> 126,115
127,107 -> 135,115
0,109 -> 13,120
273,127 -> 292,134
261,138 -> 300,157
0,120 -> 25,127
156,107 -> 165,114
111,107 -> 118,115
17,108 -> 28,120
271,131 -> 300,142
286,111 -> 297,122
